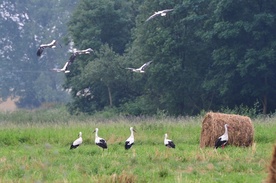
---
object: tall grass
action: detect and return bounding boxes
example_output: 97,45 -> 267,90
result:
0,108 -> 275,182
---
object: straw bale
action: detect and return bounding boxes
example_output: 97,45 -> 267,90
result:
200,112 -> 254,148
266,145 -> 276,183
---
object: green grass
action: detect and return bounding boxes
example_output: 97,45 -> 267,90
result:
0,111 -> 275,182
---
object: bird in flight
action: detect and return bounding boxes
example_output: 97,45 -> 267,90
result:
37,40 -> 61,57
146,9 -> 174,22
51,61 -> 70,73
126,60 -> 153,73
52,48 -> 93,73
72,48 -> 93,54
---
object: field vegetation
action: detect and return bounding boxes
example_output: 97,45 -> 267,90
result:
0,107 -> 275,182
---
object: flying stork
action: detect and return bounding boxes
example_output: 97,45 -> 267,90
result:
37,39 -> 61,57
146,9 -> 174,22
52,48 -> 93,73
126,60 -> 153,73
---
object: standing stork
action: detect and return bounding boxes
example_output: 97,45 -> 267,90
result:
164,133 -> 175,148
94,128 -> 108,150
215,124 -> 230,149
70,132 -> 83,149
126,60 -> 153,73
125,127 -> 136,150
37,39 -> 60,57
146,9 -> 174,22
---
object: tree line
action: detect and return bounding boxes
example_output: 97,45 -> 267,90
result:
1,0 -> 275,116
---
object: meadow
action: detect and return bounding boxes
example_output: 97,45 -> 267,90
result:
0,108 -> 275,182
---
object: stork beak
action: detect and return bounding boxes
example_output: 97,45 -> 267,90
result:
58,43 -> 62,48
133,129 -> 137,133
93,130 -> 96,133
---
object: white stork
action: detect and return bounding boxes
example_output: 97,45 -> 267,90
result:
126,60 -> 153,73
37,40 -> 60,57
52,61 -> 70,73
125,127 -> 136,150
164,133 -> 175,148
146,9 -> 174,22
94,128 -> 108,150
215,124 -> 230,149
73,48 -> 93,55
53,48 -> 93,73
70,132 -> 83,149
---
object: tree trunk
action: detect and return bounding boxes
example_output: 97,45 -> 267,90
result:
262,76 -> 268,114
107,86 -> 112,107
262,94 -> 267,115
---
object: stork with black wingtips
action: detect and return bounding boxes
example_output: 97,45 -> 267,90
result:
125,127 -> 136,150
94,128 -> 108,150
37,40 -> 61,57
126,60 -> 153,73
70,132 -> 83,149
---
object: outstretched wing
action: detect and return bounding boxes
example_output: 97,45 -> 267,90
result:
162,9 -> 174,13
126,67 -> 134,70
146,13 -> 159,22
140,61 -> 153,71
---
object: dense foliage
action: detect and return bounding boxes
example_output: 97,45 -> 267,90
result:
1,0 -> 275,115
65,0 -> 276,115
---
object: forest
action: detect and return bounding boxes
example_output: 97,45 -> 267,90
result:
0,0 -> 276,116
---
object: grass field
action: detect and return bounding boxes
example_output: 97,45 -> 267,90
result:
0,109 -> 275,182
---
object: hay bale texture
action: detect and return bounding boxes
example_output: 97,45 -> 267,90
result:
200,112 -> 254,148
266,145 -> 276,183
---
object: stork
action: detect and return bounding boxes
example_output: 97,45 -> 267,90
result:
215,124 -> 230,149
146,9 -> 174,22
73,48 -> 93,55
51,48 -> 92,73
37,40 -> 61,57
126,60 -> 153,73
125,127 -> 136,150
62,48 -> 93,73
164,133 -> 175,148
94,128 -> 107,150
70,132 -> 83,149
51,61 -> 70,73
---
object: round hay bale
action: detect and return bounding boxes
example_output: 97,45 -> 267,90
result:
266,145 -> 276,183
200,112 -> 254,148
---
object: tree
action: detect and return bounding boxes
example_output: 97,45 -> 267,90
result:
202,0 -> 276,114
65,0 -> 138,114
0,0 -> 78,108
67,0 -> 136,54
123,0 -> 214,115
66,45 -> 132,114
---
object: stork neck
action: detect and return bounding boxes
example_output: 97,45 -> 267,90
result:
130,130 -> 134,137
224,125 -> 228,135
